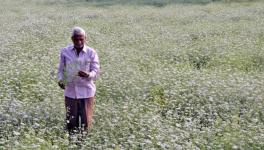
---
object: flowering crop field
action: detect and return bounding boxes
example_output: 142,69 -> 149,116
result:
0,0 -> 264,149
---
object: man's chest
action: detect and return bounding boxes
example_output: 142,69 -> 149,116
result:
64,51 -> 91,70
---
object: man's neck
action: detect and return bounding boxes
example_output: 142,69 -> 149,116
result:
75,46 -> 83,51
74,46 -> 83,57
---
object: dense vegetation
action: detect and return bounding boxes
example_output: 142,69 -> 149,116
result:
0,0 -> 264,149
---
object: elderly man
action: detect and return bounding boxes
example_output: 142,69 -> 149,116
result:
57,27 -> 100,133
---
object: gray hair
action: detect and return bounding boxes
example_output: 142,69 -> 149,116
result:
71,26 -> 86,37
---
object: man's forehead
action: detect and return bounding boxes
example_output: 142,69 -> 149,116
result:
72,34 -> 85,39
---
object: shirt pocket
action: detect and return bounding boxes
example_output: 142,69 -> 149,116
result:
84,59 -> 91,72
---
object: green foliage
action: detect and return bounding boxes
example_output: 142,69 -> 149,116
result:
1,0 -> 264,149
147,85 -> 167,106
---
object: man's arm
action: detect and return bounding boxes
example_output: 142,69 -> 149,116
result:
57,49 -> 65,89
88,50 -> 100,81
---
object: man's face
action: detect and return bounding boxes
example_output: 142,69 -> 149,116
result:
72,34 -> 86,49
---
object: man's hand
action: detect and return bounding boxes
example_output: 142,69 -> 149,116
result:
58,80 -> 65,89
78,71 -> 89,78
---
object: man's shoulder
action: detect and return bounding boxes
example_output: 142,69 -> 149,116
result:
85,45 -> 97,54
61,44 -> 74,53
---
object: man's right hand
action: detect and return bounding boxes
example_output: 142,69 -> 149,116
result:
58,80 -> 65,89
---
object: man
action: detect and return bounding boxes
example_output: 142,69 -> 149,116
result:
57,27 -> 100,134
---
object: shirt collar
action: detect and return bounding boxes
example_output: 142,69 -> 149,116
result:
71,44 -> 87,53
